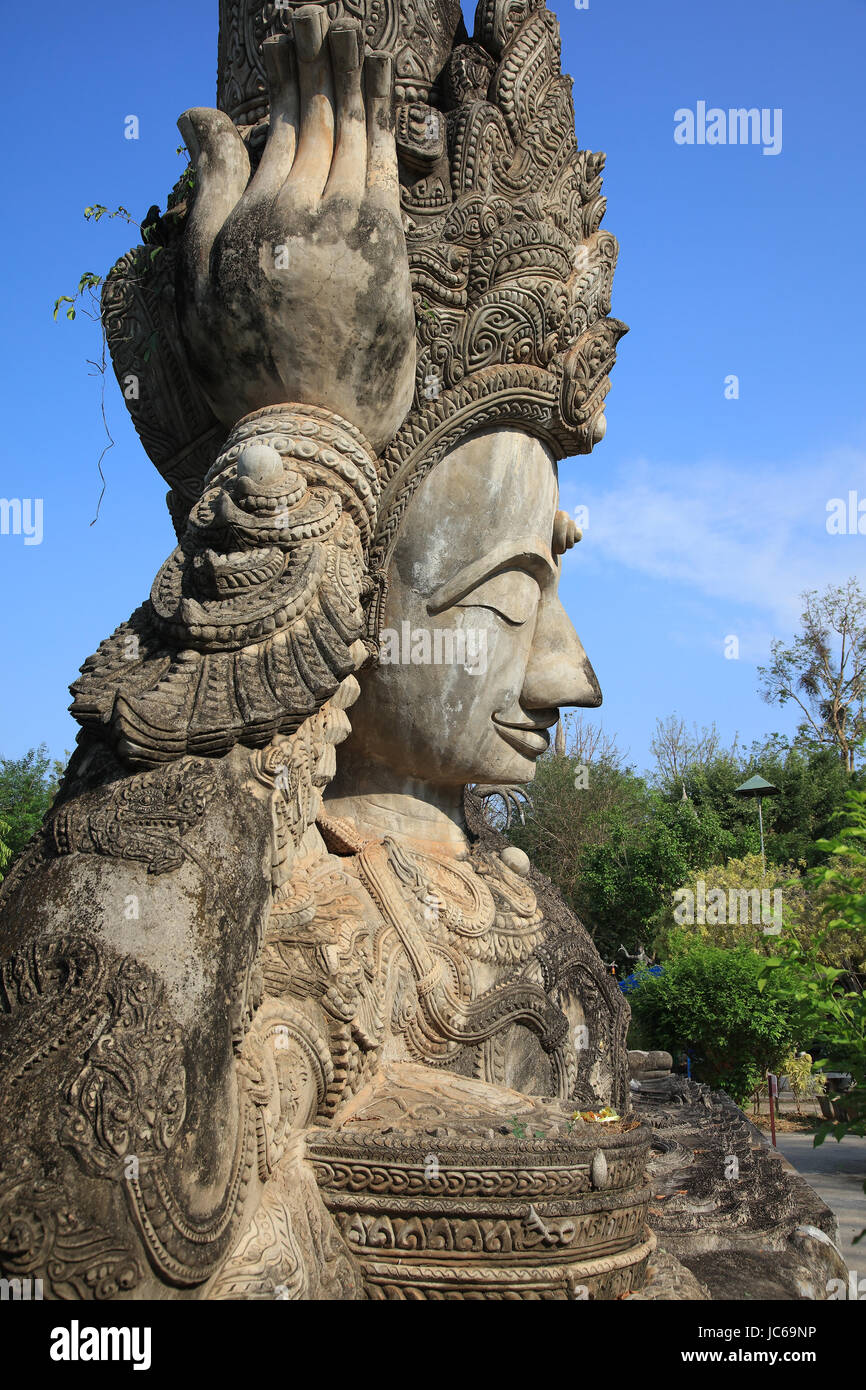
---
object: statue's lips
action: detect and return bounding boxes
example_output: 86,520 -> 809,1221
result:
492,721 -> 552,758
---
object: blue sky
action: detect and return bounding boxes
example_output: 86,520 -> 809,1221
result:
1,0 -> 864,772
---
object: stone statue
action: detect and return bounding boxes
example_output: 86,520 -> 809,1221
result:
0,0 -> 650,1300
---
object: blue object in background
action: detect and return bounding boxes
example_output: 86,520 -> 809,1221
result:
618,965 -> 663,994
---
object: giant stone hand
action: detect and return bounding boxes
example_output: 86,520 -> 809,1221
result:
176,5 -> 416,455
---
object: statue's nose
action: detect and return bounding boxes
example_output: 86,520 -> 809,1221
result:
520,591 -> 602,710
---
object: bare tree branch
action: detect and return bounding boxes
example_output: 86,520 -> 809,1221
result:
757,579 -> 866,771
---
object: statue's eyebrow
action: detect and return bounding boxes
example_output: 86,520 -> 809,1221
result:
426,536 -> 556,615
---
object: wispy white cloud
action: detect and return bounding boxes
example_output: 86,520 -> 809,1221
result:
562,446 -> 866,631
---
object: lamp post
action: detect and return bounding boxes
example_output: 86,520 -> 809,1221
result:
734,775 -> 781,872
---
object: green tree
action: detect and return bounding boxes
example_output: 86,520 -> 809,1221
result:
510,736 -> 735,958
652,852 -> 803,957
0,816 -> 12,874
758,790 -> 866,1239
759,793 -> 866,1114
628,944 -> 796,1104
507,745 -> 644,928
575,794 -> 731,958
758,578 -> 866,772
0,746 -> 63,880
656,737 -> 860,869
511,713 -> 860,962
649,715 -> 736,788
749,739 -> 862,865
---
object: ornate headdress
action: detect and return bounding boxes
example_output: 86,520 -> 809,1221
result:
91,0 -> 625,764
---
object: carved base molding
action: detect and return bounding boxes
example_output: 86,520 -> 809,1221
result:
307,1062 -> 653,1300
357,1235 -> 656,1300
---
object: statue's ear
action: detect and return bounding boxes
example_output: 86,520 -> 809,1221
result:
70,407 -> 376,771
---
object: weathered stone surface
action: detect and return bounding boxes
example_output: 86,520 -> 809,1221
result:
0,695 -> 361,1298
629,1246 -> 711,1301
308,1063 -> 655,1299
2,0 -> 836,1305
1,0 -> 634,1299
177,24 -> 417,455
102,0 -> 625,521
634,1076 -> 849,1301
70,408 -> 374,767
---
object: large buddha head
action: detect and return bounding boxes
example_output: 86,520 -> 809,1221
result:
343,426 -> 600,788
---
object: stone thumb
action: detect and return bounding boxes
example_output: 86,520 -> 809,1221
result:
177,108 -> 250,293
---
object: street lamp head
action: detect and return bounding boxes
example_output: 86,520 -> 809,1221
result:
734,775 -> 781,799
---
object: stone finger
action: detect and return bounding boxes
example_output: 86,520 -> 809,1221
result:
281,5 -> 335,210
363,52 -> 400,210
244,34 -> 300,204
323,21 -> 366,204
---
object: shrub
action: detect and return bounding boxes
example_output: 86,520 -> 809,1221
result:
0,745 -> 62,881
628,943 -> 795,1104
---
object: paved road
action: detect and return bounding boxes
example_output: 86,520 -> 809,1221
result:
773,1131 -> 866,1284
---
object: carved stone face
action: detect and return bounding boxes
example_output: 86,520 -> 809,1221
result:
346,427 -> 601,787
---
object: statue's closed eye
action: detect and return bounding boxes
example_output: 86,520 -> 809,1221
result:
454,569 -> 539,626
